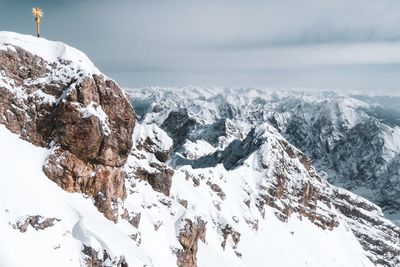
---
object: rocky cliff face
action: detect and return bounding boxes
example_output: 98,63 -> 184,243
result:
130,87 -> 400,225
128,87 -> 400,266
0,33 -> 135,222
1,33 -> 400,267
182,123 -> 400,265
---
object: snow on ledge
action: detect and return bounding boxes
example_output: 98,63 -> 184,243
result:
0,31 -> 100,75
79,101 -> 111,136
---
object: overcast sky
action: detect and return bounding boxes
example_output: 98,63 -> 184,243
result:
1,0 -> 400,92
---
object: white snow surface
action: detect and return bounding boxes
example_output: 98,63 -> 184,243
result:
128,86 -> 400,226
133,123 -> 173,152
0,31 -> 100,75
0,31 -> 115,136
0,123 -> 377,267
0,125 -> 150,267
181,139 -> 217,159
0,33 -> 396,266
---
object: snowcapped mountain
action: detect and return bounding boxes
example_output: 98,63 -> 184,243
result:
129,87 -> 400,226
0,32 -> 400,267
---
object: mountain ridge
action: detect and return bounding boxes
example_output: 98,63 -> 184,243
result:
129,86 -> 400,226
0,32 -> 399,266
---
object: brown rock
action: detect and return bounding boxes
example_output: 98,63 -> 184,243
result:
53,75 -> 135,167
93,75 -> 136,166
220,224 -> 240,250
121,209 -> 141,228
0,46 -> 136,222
0,47 -> 46,85
81,245 -> 111,267
43,147 -> 127,222
137,136 -> 170,163
54,102 -> 103,161
13,215 -> 60,233
206,181 -> 226,200
134,162 -> 174,196
176,217 -> 207,267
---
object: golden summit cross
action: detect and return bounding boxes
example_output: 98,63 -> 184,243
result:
32,7 -> 43,37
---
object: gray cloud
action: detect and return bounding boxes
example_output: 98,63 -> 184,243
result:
1,0 -> 400,91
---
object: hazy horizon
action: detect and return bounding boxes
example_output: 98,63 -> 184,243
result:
1,0 -> 400,92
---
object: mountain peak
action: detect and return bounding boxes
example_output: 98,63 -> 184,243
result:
0,31 -> 99,75
0,31 -> 136,221
1,32 -> 400,267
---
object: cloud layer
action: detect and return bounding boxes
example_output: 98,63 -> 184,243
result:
1,0 -> 400,91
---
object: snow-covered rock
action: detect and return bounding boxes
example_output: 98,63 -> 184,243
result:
128,87 -> 400,225
1,32 -> 400,267
0,31 -> 136,221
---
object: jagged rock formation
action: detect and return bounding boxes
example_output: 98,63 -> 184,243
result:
332,188 -> 400,266
12,215 -> 60,233
183,123 -> 400,264
269,96 -> 400,225
129,87 -> 400,266
161,110 -> 242,151
2,32 -> 400,267
53,74 -> 135,167
43,148 -> 127,221
0,32 -> 135,221
81,245 -> 128,267
130,87 -> 400,225
125,123 -> 174,196
176,217 -> 207,267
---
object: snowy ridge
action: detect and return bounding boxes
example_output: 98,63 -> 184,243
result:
1,33 -> 400,267
0,125 -> 150,266
133,123 -> 173,152
0,31 -> 113,138
128,86 -> 400,225
0,31 -> 100,75
3,120 -> 400,266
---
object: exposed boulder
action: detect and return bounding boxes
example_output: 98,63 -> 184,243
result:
134,123 -> 173,163
125,123 -> 174,196
53,74 -> 135,167
220,224 -> 241,250
121,209 -> 141,228
0,46 -> 46,86
134,163 -> 174,196
176,217 -> 207,267
43,147 -> 127,222
12,215 -> 60,233
81,245 -> 128,267
0,42 -> 135,222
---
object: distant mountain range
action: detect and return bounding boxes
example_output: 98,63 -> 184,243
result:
129,87 -> 400,226
1,32 -> 399,266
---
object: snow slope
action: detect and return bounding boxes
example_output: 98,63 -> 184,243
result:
128,86 -> 400,225
0,123 -> 381,267
1,32 -> 399,267
0,31 -> 99,75
0,125 -> 150,266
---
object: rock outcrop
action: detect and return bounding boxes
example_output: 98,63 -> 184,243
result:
0,37 -> 135,222
173,122 -> 400,265
132,87 -> 400,226
176,217 -> 207,267
53,75 -> 134,167
12,215 -> 60,233
333,188 -> 400,266
43,148 -> 127,221
81,245 -> 129,267
125,123 -> 174,196
2,33 -> 400,267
